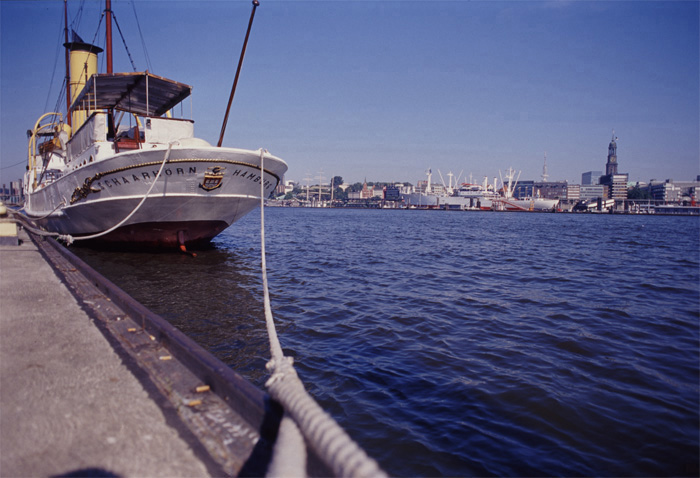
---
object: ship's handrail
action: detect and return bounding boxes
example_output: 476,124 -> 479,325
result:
257,149 -> 387,478
27,112 -> 65,190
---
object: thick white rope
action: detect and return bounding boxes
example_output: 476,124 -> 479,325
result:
259,148 -> 306,478
258,149 -> 387,478
23,200 -> 65,221
259,151 -> 285,363
14,200 -> 70,242
265,412 -> 307,478
5,215 -> 61,239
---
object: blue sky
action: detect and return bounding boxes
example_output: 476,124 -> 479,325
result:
1,0 -> 698,186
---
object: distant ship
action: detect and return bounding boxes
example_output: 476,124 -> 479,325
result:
22,0 -> 287,250
494,168 -> 559,212
402,169 -> 498,210
454,181 -> 500,210
402,168 -> 558,211
497,197 -> 559,212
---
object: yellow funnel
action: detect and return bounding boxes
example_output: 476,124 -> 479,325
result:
64,37 -> 103,131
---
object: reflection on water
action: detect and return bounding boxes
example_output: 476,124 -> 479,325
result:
74,244 -> 272,385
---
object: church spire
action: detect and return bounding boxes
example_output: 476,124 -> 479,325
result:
606,130 -> 618,175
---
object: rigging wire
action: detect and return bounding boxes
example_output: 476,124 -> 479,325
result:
111,12 -> 137,72
61,1 -> 153,93
89,12 -> 105,57
0,161 -> 27,171
44,8 -> 66,114
54,79 -> 67,118
130,0 -> 153,72
71,0 -> 87,35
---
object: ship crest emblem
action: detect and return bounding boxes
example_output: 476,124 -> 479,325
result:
200,166 -> 226,191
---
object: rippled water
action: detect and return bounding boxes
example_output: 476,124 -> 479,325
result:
74,209 -> 700,477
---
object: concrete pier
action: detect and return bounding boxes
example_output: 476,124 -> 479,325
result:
0,228 -> 213,477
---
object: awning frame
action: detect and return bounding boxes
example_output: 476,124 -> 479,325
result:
70,71 -> 192,117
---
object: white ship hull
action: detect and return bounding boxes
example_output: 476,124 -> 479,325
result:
441,195 -> 494,209
25,145 -> 286,248
497,197 -> 559,211
402,192 -> 495,210
402,192 -> 440,208
453,184 -> 499,210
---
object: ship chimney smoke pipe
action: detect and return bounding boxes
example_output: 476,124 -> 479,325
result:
64,33 -> 103,131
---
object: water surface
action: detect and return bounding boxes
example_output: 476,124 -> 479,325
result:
74,209 -> 700,477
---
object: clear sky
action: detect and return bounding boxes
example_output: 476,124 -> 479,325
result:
1,0 -> 698,187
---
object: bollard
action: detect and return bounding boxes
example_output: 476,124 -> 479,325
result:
0,202 -> 19,246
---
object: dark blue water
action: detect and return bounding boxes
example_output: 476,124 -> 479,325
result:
74,209 -> 700,477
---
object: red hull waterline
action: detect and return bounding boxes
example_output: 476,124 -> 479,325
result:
74,220 -> 230,250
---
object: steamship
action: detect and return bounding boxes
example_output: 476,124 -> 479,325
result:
22,1 -> 287,250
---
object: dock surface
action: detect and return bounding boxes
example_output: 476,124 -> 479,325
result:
0,229 -> 211,477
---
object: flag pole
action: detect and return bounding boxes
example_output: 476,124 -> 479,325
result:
217,0 -> 260,147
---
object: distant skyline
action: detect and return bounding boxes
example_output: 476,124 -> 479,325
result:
1,1 -> 698,187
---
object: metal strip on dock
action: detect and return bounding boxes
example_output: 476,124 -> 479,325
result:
23,229 -> 283,476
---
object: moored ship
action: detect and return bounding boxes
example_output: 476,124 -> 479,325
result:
403,167 -> 557,211
22,1 -> 287,249
454,180 -> 500,210
402,169 -> 497,210
494,167 -> 559,212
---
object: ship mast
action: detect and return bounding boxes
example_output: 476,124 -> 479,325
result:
104,0 -> 115,142
105,0 -> 113,74
64,0 -> 71,126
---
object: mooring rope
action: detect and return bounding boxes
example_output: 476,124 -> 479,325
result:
22,200 -> 65,221
17,143 -> 174,245
6,214 -> 61,239
258,149 -> 387,478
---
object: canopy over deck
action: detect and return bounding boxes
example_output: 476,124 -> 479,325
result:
70,72 -> 192,117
